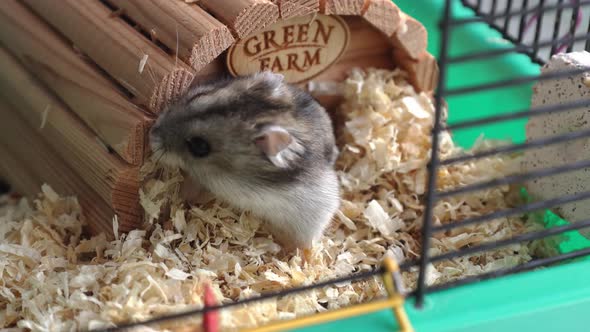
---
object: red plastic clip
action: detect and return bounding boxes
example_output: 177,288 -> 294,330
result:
202,283 -> 219,332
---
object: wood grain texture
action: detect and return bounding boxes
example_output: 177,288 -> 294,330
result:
309,17 -> 393,83
278,0 -> 320,19
0,47 -> 142,233
199,0 -> 280,38
361,0 -> 402,37
320,0 -> 365,15
0,0 -> 153,165
392,13 -> 427,60
0,99 -> 115,237
22,0 -> 193,113
395,51 -> 439,92
150,68 -> 195,113
107,0 -> 234,71
307,16 -> 394,111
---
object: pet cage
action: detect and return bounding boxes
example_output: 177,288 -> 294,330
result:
89,0 -> 590,331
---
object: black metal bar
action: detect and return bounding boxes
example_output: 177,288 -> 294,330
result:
518,0 -> 530,43
90,267 -> 384,332
551,0 -> 566,55
586,9 -> 590,50
503,0 -> 515,31
568,0 -> 581,52
458,0 -> 546,65
415,0 -> 452,310
443,66 -> 590,96
490,0 -> 499,18
398,217 -> 590,273
477,0 -> 483,12
452,0 -> 590,25
444,98 -> 590,131
446,32 -> 590,64
430,219 -> 590,263
532,0 -> 547,60
438,158 -> 590,199
440,126 -> 590,166
415,246 -> 590,295
433,189 -> 590,233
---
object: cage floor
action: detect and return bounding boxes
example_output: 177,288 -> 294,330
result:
295,1 -> 590,331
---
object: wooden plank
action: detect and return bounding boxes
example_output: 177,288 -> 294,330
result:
307,16 -> 394,110
0,150 -> 39,201
309,17 -> 393,83
277,0 -> 320,19
106,0 -> 234,71
199,0 -> 280,38
320,0 -> 365,15
361,0 -> 402,37
394,51 -> 439,92
392,13 -> 428,60
0,47 -> 142,233
0,100 -> 115,236
0,144 -> 45,203
0,0 -> 153,165
22,0 -> 194,113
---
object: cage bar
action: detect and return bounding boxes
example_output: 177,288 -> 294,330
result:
429,219 -> 590,263
441,126 -> 590,165
444,65 -> 590,95
445,97 -> 590,130
439,158 -> 590,198
551,0 -> 566,55
518,0 -> 530,43
451,1 -> 590,26
503,0 -> 514,31
415,0 -> 452,309
419,246 -> 590,294
532,0 -> 547,57
433,189 -> 590,233
567,0 -> 581,52
447,33 -> 590,63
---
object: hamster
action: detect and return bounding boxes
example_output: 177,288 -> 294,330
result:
149,71 -> 341,252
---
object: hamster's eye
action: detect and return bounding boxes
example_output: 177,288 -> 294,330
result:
185,137 -> 210,158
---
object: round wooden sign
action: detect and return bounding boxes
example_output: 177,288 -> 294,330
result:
226,14 -> 350,84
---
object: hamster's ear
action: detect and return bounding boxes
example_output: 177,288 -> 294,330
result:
256,71 -> 285,85
254,125 -> 302,168
254,125 -> 292,157
252,71 -> 286,97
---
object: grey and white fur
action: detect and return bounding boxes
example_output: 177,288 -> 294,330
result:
149,71 -> 340,251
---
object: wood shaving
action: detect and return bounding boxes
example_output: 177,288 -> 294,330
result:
39,105 -> 50,129
1,68 -> 552,331
139,54 -> 149,74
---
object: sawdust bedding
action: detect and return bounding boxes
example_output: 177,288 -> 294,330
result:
0,68 -> 556,331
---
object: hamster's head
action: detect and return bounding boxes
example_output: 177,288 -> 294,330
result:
149,71 -> 305,179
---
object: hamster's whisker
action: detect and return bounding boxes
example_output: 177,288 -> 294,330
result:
150,147 -> 166,166
150,147 -> 162,158
155,151 -> 166,166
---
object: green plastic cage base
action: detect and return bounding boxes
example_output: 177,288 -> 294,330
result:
293,1 -> 590,331
299,259 -> 590,332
